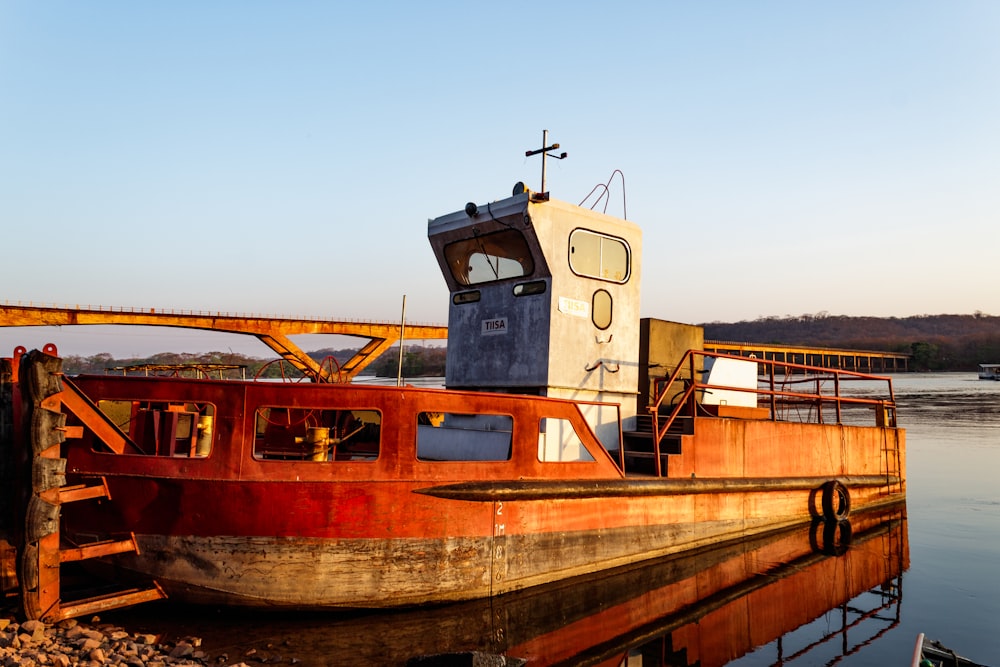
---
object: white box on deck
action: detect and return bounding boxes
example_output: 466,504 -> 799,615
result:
700,357 -> 758,408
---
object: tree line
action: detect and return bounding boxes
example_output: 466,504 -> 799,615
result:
702,312 -> 1000,371
54,313 -> 1000,376
60,345 -> 448,378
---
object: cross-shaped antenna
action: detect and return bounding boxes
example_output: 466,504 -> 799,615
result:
525,129 -> 567,194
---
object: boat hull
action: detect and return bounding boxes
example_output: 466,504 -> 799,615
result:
67,472 -> 901,608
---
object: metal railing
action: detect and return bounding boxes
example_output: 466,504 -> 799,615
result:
0,300 -> 445,327
647,350 -> 898,476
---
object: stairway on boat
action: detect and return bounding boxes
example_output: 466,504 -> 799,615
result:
621,413 -> 692,476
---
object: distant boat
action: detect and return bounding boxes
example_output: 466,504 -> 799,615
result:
977,363 -> 1000,380
912,633 -> 990,667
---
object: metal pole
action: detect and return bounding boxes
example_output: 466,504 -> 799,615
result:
541,129 -> 548,194
396,295 -> 407,387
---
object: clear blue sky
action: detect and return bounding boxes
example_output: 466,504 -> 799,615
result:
2,2 -> 998,356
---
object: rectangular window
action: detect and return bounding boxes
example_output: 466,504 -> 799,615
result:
443,229 -> 534,286
253,407 -> 381,461
417,412 -> 513,461
513,280 -> 547,296
538,417 -> 595,462
569,228 -> 631,283
96,399 -> 215,457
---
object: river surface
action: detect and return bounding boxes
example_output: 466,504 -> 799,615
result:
729,372 -> 1000,666
102,372 -> 999,666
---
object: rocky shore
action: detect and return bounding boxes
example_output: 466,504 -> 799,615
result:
0,615 -> 299,667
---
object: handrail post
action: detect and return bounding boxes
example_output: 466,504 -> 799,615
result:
648,348 -> 697,478
652,390 -> 662,477
687,353 -> 697,417
815,376 -> 823,424
834,373 -> 842,424
768,361 -> 776,420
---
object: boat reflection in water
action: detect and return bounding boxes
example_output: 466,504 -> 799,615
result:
135,504 -> 907,666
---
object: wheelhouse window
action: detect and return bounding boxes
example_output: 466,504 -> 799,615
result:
569,229 -> 630,283
417,412 -> 513,461
95,399 -> 215,457
444,229 -> 534,286
253,407 -> 381,461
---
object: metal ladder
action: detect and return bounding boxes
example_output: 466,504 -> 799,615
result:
878,401 -> 904,495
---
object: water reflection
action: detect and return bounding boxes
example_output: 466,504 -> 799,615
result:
110,505 -> 907,666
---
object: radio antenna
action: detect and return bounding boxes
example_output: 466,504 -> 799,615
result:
524,129 -> 567,194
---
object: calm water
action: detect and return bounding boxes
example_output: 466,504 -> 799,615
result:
104,373 -> 999,666
885,373 -> 1000,663
729,372 -> 1000,666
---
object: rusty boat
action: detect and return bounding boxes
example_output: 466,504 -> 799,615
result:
1,181 -> 905,622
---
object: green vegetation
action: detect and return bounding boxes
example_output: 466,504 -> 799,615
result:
61,345 -> 448,378
365,346 -> 447,378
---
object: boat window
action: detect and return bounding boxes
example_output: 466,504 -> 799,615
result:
453,290 -> 481,304
443,229 -> 534,286
513,280 -> 547,296
569,229 -> 630,283
538,417 -> 595,462
417,412 -> 513,461
253,407 -> 381,461
592,289 -> 612,329
95,399 -> 215,457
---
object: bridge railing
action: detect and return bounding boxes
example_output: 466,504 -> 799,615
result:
703,340 -> 911,372
0,300 -> 445,327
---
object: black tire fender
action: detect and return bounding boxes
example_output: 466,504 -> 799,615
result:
822,480 -> 851,521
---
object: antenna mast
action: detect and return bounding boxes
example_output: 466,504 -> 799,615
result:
524,129 -> 567,193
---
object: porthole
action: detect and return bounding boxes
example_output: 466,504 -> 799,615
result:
592,290 -> 612,330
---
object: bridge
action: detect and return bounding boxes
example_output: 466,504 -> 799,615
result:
1,304 -> 911,380
704,340 -> 910,373
0,303 -> 448,382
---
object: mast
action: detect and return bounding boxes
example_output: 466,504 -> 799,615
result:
524,129 -> 567,193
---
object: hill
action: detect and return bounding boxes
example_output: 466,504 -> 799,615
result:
702,312 -> 1000,371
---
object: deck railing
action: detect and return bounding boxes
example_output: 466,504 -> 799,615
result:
648,350 -> 898,476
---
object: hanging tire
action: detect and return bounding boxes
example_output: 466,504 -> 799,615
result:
822,480 -> 851,521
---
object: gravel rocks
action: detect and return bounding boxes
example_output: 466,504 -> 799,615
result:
0,615 -> 231,667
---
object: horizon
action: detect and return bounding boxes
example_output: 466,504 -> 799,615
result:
2,309 -> 994,358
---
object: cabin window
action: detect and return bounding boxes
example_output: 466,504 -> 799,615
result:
253,407 -> 381,461
569,229 -> 630,283
443,229 -> 534,286
417,412 -> 513,461
453,290 -> 481,304
538,417 -> 595,462
95,399 -> 215,457
592,289 -> 612,329
513,280 -> 547,296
